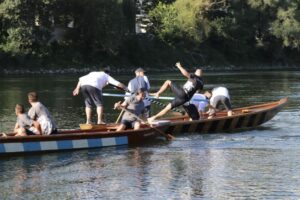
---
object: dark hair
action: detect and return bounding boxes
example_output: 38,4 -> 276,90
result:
28,91 -> 38,102
15,104 -> 25,114
104,66 -> 111,74
136,88 -> 145,95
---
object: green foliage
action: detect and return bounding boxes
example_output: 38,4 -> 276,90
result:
271,6 -> 300,48
148,0 -> 300,65
0,0 -> 300,69
0,0 -> 135,67
148,2 -> 179,43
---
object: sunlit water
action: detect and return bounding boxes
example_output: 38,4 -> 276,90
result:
0,70 -> 300,199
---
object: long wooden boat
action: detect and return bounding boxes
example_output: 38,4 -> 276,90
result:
0,98 -> 287,156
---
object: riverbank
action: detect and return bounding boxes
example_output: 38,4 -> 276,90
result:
1,64 -> 299,75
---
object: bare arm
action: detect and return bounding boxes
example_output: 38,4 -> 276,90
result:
32,121 -> 42,135
175,62 -> 190,78
114,101 -> 128,110
117,83 -> 128,92
13,122 -> 19,133
72,81 -> 81,96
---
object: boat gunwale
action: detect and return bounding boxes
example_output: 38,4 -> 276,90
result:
0,98 -> 288,143
166,97 -> 288,125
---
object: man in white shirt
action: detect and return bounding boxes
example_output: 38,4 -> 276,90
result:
73,67 -> 127,124
204,87 -> 233,118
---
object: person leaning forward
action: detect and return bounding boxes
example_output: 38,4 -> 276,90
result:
148,62 -> 204,123
73,66 -> 127,124
14,104 -> 42,136
204,86 -> 233,118
114,89 -> 146,131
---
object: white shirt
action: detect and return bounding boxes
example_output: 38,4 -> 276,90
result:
190,93 -> 208,112
79,72 -> 120,90
210,87 -> 230,104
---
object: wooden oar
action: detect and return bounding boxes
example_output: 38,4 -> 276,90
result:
115,109 -> 125,123
120,107 -> 175,141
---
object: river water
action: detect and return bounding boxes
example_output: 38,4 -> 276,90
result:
0,70 -> 299,199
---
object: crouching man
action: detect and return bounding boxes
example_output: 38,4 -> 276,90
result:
114,89 -> 145,131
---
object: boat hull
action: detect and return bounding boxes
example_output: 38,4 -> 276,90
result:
164,98 -> 287,134
0,127 -> 162,156
0,98 -> 287,156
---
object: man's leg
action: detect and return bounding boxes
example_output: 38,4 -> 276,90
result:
116,124 -> 126,132
15,128 -> 27,136
97,106 -> 104,124
85,107 -> 92,124
152,80 -> 172,98
148,103 -> 172,123
133,121 -> 141,130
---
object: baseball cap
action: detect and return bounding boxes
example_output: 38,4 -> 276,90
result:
135,67 -> 145,73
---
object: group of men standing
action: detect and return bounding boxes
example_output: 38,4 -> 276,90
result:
11,62 -> 233,136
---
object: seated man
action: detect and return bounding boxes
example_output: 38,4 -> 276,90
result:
114,89 -> 145,131
14,104 -> 41,136
28,92 -> 57,135
204,87 -> 233,118
148,62 -> 203,123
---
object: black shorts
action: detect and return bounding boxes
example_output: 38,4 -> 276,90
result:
141,105 -> 151,118
25,129 -> 36,135
170,83 -> 189,108
121,119 -> 138,129
81,85 -> 103,108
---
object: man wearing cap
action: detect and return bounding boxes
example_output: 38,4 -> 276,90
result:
126,67 -> 151,119
73,67 -> 127,124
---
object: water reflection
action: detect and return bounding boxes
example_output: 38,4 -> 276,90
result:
0,71 -> 300,199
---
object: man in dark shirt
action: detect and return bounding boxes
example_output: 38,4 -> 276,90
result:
148,62 -> 204,123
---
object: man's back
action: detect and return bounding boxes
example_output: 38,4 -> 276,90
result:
190,93 -> 208,112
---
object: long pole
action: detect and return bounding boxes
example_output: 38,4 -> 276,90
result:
121,107 -> 175,141
109,84 -> 185,115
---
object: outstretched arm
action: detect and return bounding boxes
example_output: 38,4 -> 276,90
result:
117,83 -> 128,92
175,62 -> 190,78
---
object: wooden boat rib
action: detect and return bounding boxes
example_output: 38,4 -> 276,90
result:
0,98 -> 288,156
